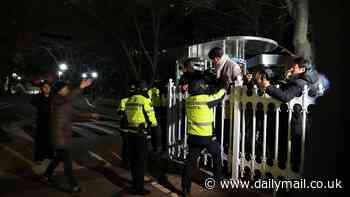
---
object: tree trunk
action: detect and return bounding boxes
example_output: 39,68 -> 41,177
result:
292,0 -> 312,62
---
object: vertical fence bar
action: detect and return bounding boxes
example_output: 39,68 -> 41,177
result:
240,103 -> 246,178
231,100 -> 241,179
300,108 -> 307,174
177,91 -> 183,158
220,98 -> 225,166
287,104 -> 293,171
300,86 -> 308,174
262,104 -> 268,171
251,103 -> 257,179
274,106 -> 280,167
228,91 -> 234,173
172,86 -> 176,157
167,79 -> 173,159
183,91 -> 188,160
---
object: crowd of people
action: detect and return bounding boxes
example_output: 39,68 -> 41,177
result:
29,46 -> 326,196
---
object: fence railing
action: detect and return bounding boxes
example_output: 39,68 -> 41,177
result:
166,78 -> 315,180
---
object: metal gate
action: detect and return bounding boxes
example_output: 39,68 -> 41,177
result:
166,78 -> 315,180
229,85 -> 314,180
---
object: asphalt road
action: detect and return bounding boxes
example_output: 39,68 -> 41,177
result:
0,95 -> 272,197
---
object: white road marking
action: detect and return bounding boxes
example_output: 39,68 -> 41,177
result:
0,145 -> 35,166
151,181 -> 179,197
84,98 -> 96,108
72,126 -> 99,138
1,125 -> 34,142
73,122 -> 116,135
88,150 -> 112,167
0,103 -> 12,110
111,152 -> 122,161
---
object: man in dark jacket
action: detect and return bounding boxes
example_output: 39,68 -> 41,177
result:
30,81 -> 54,164
256,57 -> 317,171
42,79 -> 97,193
256,57 -> 317,102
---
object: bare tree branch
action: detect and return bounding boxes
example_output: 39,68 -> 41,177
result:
134,15 -> 154,68
119,38 -> 140,80
284,0 -> 294,17
39,46 -> 58,64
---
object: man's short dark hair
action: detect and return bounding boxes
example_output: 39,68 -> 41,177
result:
293,56 -> 310,68
183,58 -> 193,69
208,47 -> 224,59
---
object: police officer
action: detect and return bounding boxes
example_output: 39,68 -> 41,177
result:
182,78 -> 226,196
147,80 -> 161,107
117,84 -> 136,167
125,80 -> 161,195
147,80 -> 166,152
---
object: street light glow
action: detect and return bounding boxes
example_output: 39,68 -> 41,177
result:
59,63 -> 68,71
82,73 -> 87,79
12,73 -> 18,77
17,76 -> 22,80
91,72 -> 98,78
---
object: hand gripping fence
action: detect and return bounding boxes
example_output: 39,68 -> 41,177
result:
166,78 -> 315,180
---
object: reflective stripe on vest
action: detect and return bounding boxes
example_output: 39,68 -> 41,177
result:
186,101 -> 208,106
188,121 -> 212,126
126,103 -> 143,107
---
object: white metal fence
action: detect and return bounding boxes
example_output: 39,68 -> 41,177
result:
166,78 -> 315,180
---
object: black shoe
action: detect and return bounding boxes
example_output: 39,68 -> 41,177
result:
128,187 -> 151,195
182,187 -> 191,197
70,185 -> 82,193
39,175 -> 54,185
291,164 -> 300,172
182,190 -> 191,197
57,184 -> 82,193
121,161 -> 129,169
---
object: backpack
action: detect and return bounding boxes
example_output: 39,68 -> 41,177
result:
304,68 -> 330,98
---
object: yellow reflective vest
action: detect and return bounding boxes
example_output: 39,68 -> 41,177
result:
186,89 -> 225,136
117,97 -> 128,113
125,94 -> 158,128
147,87 -> 161,107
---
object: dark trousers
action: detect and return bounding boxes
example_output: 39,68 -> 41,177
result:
214,103 -> 223,141
121,132 -> 128,164
158,107 -> 168,151
182,135 -> 222,192
127,133 -> 147,191
34,123 -> 54,162
120,115 -> 129,164
44,149 -> 78,187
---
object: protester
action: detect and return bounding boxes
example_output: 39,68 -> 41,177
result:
30,81 -> 54,164
41,79 -> 98,193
